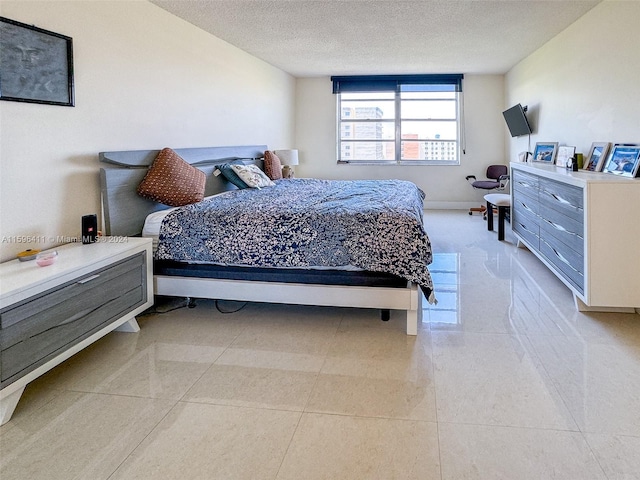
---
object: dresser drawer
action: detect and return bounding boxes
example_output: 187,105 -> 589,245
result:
540,207 -> 584,255
513,190 -> 540,218
539,178 -> 583,218
0,252 -> 147,385
540,234 -> 584,293
512,170 -> 539,197
512,203 -> 540,249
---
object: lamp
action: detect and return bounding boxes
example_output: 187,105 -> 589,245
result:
275,149 -> 299,178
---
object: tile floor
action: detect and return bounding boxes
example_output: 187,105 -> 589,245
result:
1,210 -> 640,479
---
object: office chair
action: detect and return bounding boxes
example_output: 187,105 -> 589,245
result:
466,165 -> 509,216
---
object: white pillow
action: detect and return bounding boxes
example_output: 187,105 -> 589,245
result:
230,164 -> 275,188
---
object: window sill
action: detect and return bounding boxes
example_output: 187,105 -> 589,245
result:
338,160 -> 460,166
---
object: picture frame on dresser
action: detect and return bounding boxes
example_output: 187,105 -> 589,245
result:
532,142 -> 558,163
583,142 -> 611,171
601,144 -> 640,177
555,146 -> 575,168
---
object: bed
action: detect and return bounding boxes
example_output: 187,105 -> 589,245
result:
99,145 -> 434,335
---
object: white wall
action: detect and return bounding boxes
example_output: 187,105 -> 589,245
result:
295,75 -> 506,208
0,0 -> 295,261
505,0 -> 640,161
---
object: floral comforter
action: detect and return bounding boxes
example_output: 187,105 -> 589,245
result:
156,178 -> 434,299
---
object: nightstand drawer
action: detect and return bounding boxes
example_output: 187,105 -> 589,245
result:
0,252 -> 147,385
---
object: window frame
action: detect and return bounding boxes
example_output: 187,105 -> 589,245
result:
332,74 -> 464,166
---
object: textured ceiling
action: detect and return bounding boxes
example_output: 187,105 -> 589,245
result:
151,0 -> 601,77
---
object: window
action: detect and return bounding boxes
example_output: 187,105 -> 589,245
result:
332,74 -> 464,165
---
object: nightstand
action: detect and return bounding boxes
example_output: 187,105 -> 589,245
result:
0,237 -> 153,424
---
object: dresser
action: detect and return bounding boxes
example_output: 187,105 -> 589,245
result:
510,162 -> 640,313
0,238 -> 153,424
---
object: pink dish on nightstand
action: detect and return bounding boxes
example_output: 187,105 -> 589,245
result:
36,251 -> 58,267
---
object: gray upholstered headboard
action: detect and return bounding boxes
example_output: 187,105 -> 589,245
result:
99,145 -> 267,237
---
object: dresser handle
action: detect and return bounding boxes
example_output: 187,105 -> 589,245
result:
547,192 -> 577,208
542,218 -> 583,239
543,240 -> 581,275
520,201 -> 535,214
517,222 -> 537,235
552,246 -> 570,266
77,274 -> 100,284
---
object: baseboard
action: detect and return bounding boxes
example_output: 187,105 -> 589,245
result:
424,201 -> 482,210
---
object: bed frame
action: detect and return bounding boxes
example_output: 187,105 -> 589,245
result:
99,146 -> 422,335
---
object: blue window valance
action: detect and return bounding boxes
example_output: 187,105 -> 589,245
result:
331,74 -> 464,94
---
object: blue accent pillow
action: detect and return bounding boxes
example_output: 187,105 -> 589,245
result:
215,163 -> 249,189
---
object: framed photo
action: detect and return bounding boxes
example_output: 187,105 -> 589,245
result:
601,144 -> 640,178
555,146 -> 575,168
0,17 -> 74,106
583,142 -> 611,171
532,142 -> 558,164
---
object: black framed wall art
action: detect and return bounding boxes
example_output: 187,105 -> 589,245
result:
0,17 -> 74,106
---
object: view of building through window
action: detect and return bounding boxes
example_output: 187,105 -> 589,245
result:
338,89 -> 459,164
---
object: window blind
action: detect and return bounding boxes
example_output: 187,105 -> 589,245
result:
331,74 -> 464,94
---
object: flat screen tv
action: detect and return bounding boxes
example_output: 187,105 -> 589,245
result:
502,103 -> 533,137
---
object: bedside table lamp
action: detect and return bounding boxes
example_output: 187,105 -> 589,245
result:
275,149 -> 299,178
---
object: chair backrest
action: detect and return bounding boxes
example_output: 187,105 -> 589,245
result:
486,164 -> 508,180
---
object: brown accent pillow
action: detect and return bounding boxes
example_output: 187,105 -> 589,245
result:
137,148 -> 206,206
263,150 -> 283,180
